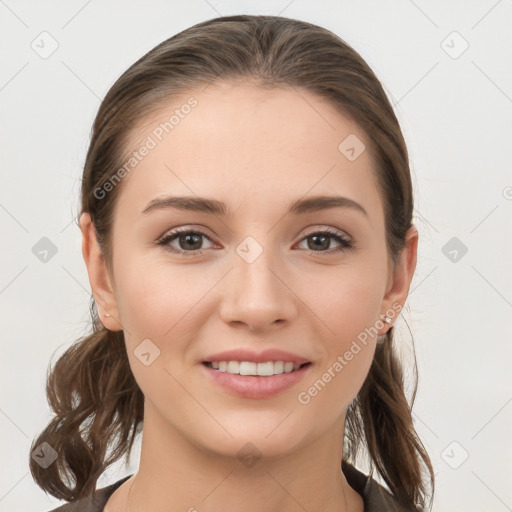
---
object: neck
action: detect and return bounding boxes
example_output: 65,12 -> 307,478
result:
126,403 -> 361,512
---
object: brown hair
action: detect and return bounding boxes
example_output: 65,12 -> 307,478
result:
30,14 -> 434,510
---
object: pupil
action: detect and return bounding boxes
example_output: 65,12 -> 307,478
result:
309,234 -> 329,251
181,234 -> 201,250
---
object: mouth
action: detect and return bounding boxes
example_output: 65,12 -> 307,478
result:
200,360 -> 313,399
202,360 -> 312,376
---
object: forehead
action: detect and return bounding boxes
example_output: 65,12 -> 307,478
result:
113,81 -> 383,224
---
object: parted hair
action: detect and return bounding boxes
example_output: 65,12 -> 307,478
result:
30,14 -> 434,510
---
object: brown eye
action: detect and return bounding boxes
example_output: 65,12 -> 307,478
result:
156,227 -> 354,256
297,229 -> 354,254
157,229 -> 214,254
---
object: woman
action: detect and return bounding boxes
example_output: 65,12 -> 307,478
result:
30,14 -> 434,512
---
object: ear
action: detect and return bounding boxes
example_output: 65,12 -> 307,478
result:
79,212 -> 123,331
380,225 -> 418,330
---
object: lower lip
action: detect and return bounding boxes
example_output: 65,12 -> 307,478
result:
201,363 -> 312,399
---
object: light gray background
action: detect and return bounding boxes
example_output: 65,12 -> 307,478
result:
1,1 -> 511,511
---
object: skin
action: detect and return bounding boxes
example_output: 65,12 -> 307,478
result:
80,81 -> 418,512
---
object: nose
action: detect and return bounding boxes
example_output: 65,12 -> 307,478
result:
219,244 -> 297,333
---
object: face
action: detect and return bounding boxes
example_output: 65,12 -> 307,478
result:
82,81 -> 415,460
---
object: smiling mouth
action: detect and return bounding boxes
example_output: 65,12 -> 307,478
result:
202,361 -> 311,376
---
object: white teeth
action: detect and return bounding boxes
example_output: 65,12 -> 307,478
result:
273,361 -> 284,374
284,362 -> 294,373
227,361 -> 239,373
255,361 -> 273,376
208,360 -> 303,376
240,362 -> 257,375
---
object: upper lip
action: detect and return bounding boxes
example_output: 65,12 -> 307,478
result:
202,349 -> 310,365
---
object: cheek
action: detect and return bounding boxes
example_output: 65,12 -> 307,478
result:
114,263 -> 202,409
310,258 -> 386,345
297,261 -> 384,408
112,254 -> 236,401
114,251 -> 207,338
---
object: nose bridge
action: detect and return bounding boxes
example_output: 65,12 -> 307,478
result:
235,234 -> 283,302
220,234 -> 295,330
237,240 -> 278,293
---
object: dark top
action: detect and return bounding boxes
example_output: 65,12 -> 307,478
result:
47,462 -> 412,511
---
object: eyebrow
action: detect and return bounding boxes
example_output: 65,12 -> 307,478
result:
141,194 -> 368,218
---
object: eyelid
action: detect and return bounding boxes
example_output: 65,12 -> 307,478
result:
157,225 -> 215,242
158,224 -> 352,241
301,225 -> 352,239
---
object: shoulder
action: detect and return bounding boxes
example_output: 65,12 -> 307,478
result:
47,475 -> 132,512
364,479 -> 415,512
343,461 -> 416,512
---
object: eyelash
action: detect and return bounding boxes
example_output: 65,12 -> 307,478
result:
156,227 -> 354,256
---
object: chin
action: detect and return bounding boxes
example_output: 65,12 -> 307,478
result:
199,419 -> 309,461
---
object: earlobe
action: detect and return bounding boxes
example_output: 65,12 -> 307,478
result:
79,212 -> 123,331
379,225 -> 419,331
